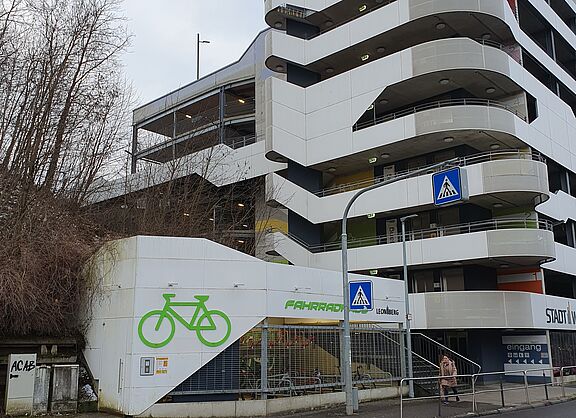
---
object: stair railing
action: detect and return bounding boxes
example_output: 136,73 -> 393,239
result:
411,333 -> 481,380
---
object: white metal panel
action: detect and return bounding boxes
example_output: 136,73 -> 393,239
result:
543,243 -> 576,277
84,236 -> 405,415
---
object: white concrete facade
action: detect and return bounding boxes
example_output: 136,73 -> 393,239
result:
84,236 -> 404,415
88,0 -> 576,407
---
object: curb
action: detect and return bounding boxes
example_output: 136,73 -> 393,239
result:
452,396 -> 576,417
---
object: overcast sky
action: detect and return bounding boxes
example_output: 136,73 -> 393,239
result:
121,1 -> 266,106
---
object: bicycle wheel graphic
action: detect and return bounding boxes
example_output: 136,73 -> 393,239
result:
138,310 -> 176,348
196,310 -> 232,347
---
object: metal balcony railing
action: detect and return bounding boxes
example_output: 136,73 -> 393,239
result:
353,98 -> 527,131
223,135 -> 257,149
315,150 -> 545,197
271,218 -> 553,254
275,4 -> 315,20
305,0 -> 397,39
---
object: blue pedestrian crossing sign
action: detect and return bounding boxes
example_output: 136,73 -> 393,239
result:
432,167 -> 468,206
349,281 -> 373,311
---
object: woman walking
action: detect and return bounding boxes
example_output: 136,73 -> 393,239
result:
439,354 -> 460,405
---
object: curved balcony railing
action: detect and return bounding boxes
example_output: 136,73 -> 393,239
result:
315,150 -> 545,197
274,4 -> 315,20
269,1 -> 397,39
271,218 -> 553,254
353,98 -> 527,132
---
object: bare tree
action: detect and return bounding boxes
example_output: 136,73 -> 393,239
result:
0,0 -> 278,337
91,109 -> 270,256
0,0 -> 130,337
0,0 -> 130,200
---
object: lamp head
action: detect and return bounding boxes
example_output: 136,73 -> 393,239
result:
400,214 -> 419,223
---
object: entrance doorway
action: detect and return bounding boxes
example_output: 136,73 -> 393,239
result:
446,332 -> 468,358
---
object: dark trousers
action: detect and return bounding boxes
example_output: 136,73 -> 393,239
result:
442,386 -> 458,400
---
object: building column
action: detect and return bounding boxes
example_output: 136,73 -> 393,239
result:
260,319 -> 268,400
219,86 -> 226,144
131,126 -> 138,174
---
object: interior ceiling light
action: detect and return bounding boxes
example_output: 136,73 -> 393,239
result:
493,203 -> 504,208
376,46 -> 386,54
275,64 -> 284,71
274,22 -> 283,29
368,157 -> 378,164
370,269 -> 379,275
381,153 -> 390,159
367,213 -> 376,219
328,167 -> 337,172
238,98 -> 246,104
209,217 -> 214,221
243,224 -> 249,228
359,4 -> 367,12
238,240 -> 245,244
436,22 -> 446,30
500,264 -> 510,268
326,67 -> 334,74
379,98 -> 388,105
238,203 -> 245,207
183,213 -> 190,217
443,136 -> 454,143
485,87 -> 496,94
367,104 -> 374,110
490,143 -> 501,150
361,54 -> 370,61
439,78 -> 450,85
185,114 -> 192,119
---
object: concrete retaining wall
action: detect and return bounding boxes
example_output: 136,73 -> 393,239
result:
138,386 -> 405,417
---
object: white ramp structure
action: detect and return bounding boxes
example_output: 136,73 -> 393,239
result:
84,236 -> 405,416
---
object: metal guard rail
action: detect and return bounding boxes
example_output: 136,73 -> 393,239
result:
400,365 -> 576,418
315,150 -> 545,197
271,218 -> 553,254
353,98 -> 527,131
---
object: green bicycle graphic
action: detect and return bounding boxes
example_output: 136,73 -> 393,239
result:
138,293 -> 232,348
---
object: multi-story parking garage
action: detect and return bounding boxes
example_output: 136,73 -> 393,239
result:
90,0 -> 576,412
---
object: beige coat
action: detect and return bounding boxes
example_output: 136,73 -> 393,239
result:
440,359 -> 457,387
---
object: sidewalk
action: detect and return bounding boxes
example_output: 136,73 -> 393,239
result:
280,383 -> 576,418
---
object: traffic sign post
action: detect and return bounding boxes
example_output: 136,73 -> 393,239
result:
340,158 -> 458,415
432,167 -> 468,206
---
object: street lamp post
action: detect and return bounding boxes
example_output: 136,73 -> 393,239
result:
197,33 -> 210,80
340,158 -> 458,415
401,214 -> 418,399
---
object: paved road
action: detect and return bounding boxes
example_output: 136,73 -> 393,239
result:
283,391 -> 576,418
499,400 -> 576,417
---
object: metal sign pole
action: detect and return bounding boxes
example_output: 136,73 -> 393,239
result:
401,214 -> 418,398
340,158 -> 458,415
341,229 -> 353,415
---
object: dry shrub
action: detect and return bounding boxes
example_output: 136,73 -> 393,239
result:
0,182 -> 112,337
